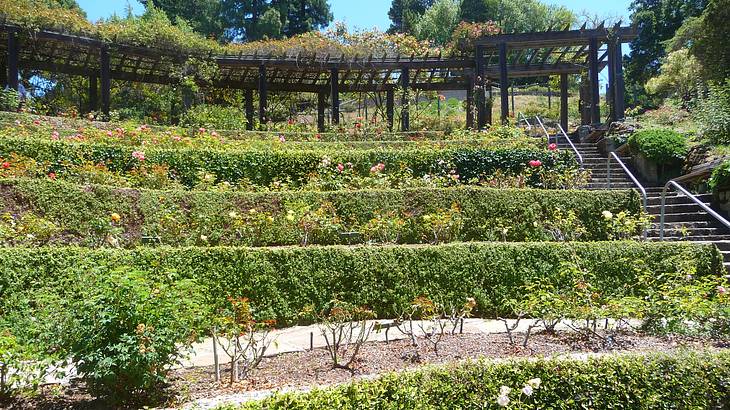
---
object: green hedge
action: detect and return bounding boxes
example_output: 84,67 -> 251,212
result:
237,352 -> 730,409
0,179 -> 640,247
628,129 -> 688,164
0,137 -> 575,187
0,242 -> 721,325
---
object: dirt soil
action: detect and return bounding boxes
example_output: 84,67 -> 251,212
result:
4,330 -> 723,410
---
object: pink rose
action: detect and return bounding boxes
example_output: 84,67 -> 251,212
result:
336,163 -> 345,173
51,131 -> 60,141
529,160 -> 542,167
279,135 -> 286,143
548,143 -> 558,151
132,151 -> 146,161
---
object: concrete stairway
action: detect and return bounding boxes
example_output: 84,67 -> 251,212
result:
555,133 -> 730,269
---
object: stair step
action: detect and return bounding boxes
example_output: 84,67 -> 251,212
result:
650,220 -> 723,229
647,194 -> 713,206
647,226 -> 728,236
647,235 -> 730,242
646,204 -> 712,214
660,212 -> 718,223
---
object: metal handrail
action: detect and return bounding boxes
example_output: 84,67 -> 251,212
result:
659,180 -> 730,240
534,115 -> 553,147
556,123 -> 583,170
535,116 -> 584,170
607,152 -> 648,211
518,112 -> 532,130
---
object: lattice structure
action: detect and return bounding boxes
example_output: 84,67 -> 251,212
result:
0,21 -> 637,131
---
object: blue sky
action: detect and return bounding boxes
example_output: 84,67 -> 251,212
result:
78,0 -> 633,30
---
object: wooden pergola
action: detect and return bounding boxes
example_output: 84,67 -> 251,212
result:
0,21 -> 637,132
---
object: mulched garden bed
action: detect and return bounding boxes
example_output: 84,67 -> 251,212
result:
5,330 -> 725,410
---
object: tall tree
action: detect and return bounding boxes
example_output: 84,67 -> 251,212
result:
141,0 -> 332,42
42,0 -> 86,16
414,0 -> 461,45
460,0 -> 573,33
388,0 -> 434,34
691,0 -> 730,82
139,0 -> 224,38
624,0 -> 707,99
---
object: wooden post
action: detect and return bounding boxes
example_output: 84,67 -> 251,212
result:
88,75 -> 98,113
486,82 -> 493,125
547,83 -> 552,110
466,73 -> 475,129
614,39 -> 626,121
100,46 -> 111,116
386,88 -> 394,131
245,89 -> 254,130
510,84 -> 515,116
499,42 -> 509,124
330,68 -> 339,125
7,29 -> 19,92
0,59 -> 6,89
607,39 -> 617,122
258,65 -> 267,125
560,73 -> 569,132
588,36 -> 600,124
317,92 -> 326,132
400,67 -> 410,131
475,45 -> 486,129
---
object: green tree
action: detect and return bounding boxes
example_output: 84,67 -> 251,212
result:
645,49 -> 703,102
139,0 -> 224,39
277,0 -> 333,37
691,0 -> 730,82
624,0 -> 707,101
388,0 -> 435,34
42,0 -> 86,16
459,0 -> 573,33
415,0 -> 461,45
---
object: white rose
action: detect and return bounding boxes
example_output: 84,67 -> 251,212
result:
521,385 -> 534,397
496,394 -> 510,407
527,378 -> 541,388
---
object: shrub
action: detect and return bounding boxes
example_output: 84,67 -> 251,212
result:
0,137 -> 576,189
58,268 -> 206,403
235,352 -> 730,409
181,104 -> 249,131
0,179 -> 641,247
709,159 -> 730,192
0,242 -> 721,327
695,79 -> 730,145
628,128 -> 688,164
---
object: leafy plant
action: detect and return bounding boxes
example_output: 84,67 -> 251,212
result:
628,128 -> 688,164
59,268 -> 206,404
213,297 -> 276,384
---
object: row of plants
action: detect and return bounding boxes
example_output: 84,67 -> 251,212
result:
233,352 -> 730,409
0,115 -> 537,151
0,242 -> 726,404
0,179 -> 641,247
0,241 -> 720,328
0,137 -> 578,191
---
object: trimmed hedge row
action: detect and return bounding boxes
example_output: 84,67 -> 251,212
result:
0,242 -> 721,325
0,137 -> 575,187
0,179 -> 641,246
238,352 -> 730,409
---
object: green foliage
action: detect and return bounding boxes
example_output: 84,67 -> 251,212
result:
0,330 -> 52,400
694,79 -> 730,145
458,0 -> 575,33
236,352 -> 730,408
0,179 -> 641,247
691,0 -> 730,82
625,0 -> 708,103
0,90 -> 19,112
708,159 -> 730,192
0,136 -> 576,189
628,128 -> 688,164
0,242 -> 721,326
59,268 -> 205,403
413,0 -> 460,46
387,0 -> 434,34
180,104 -> 249,130
645,49 -> 703,101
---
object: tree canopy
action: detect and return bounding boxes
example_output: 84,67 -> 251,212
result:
624,0 -> 707,99
139,0 -> 333,41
